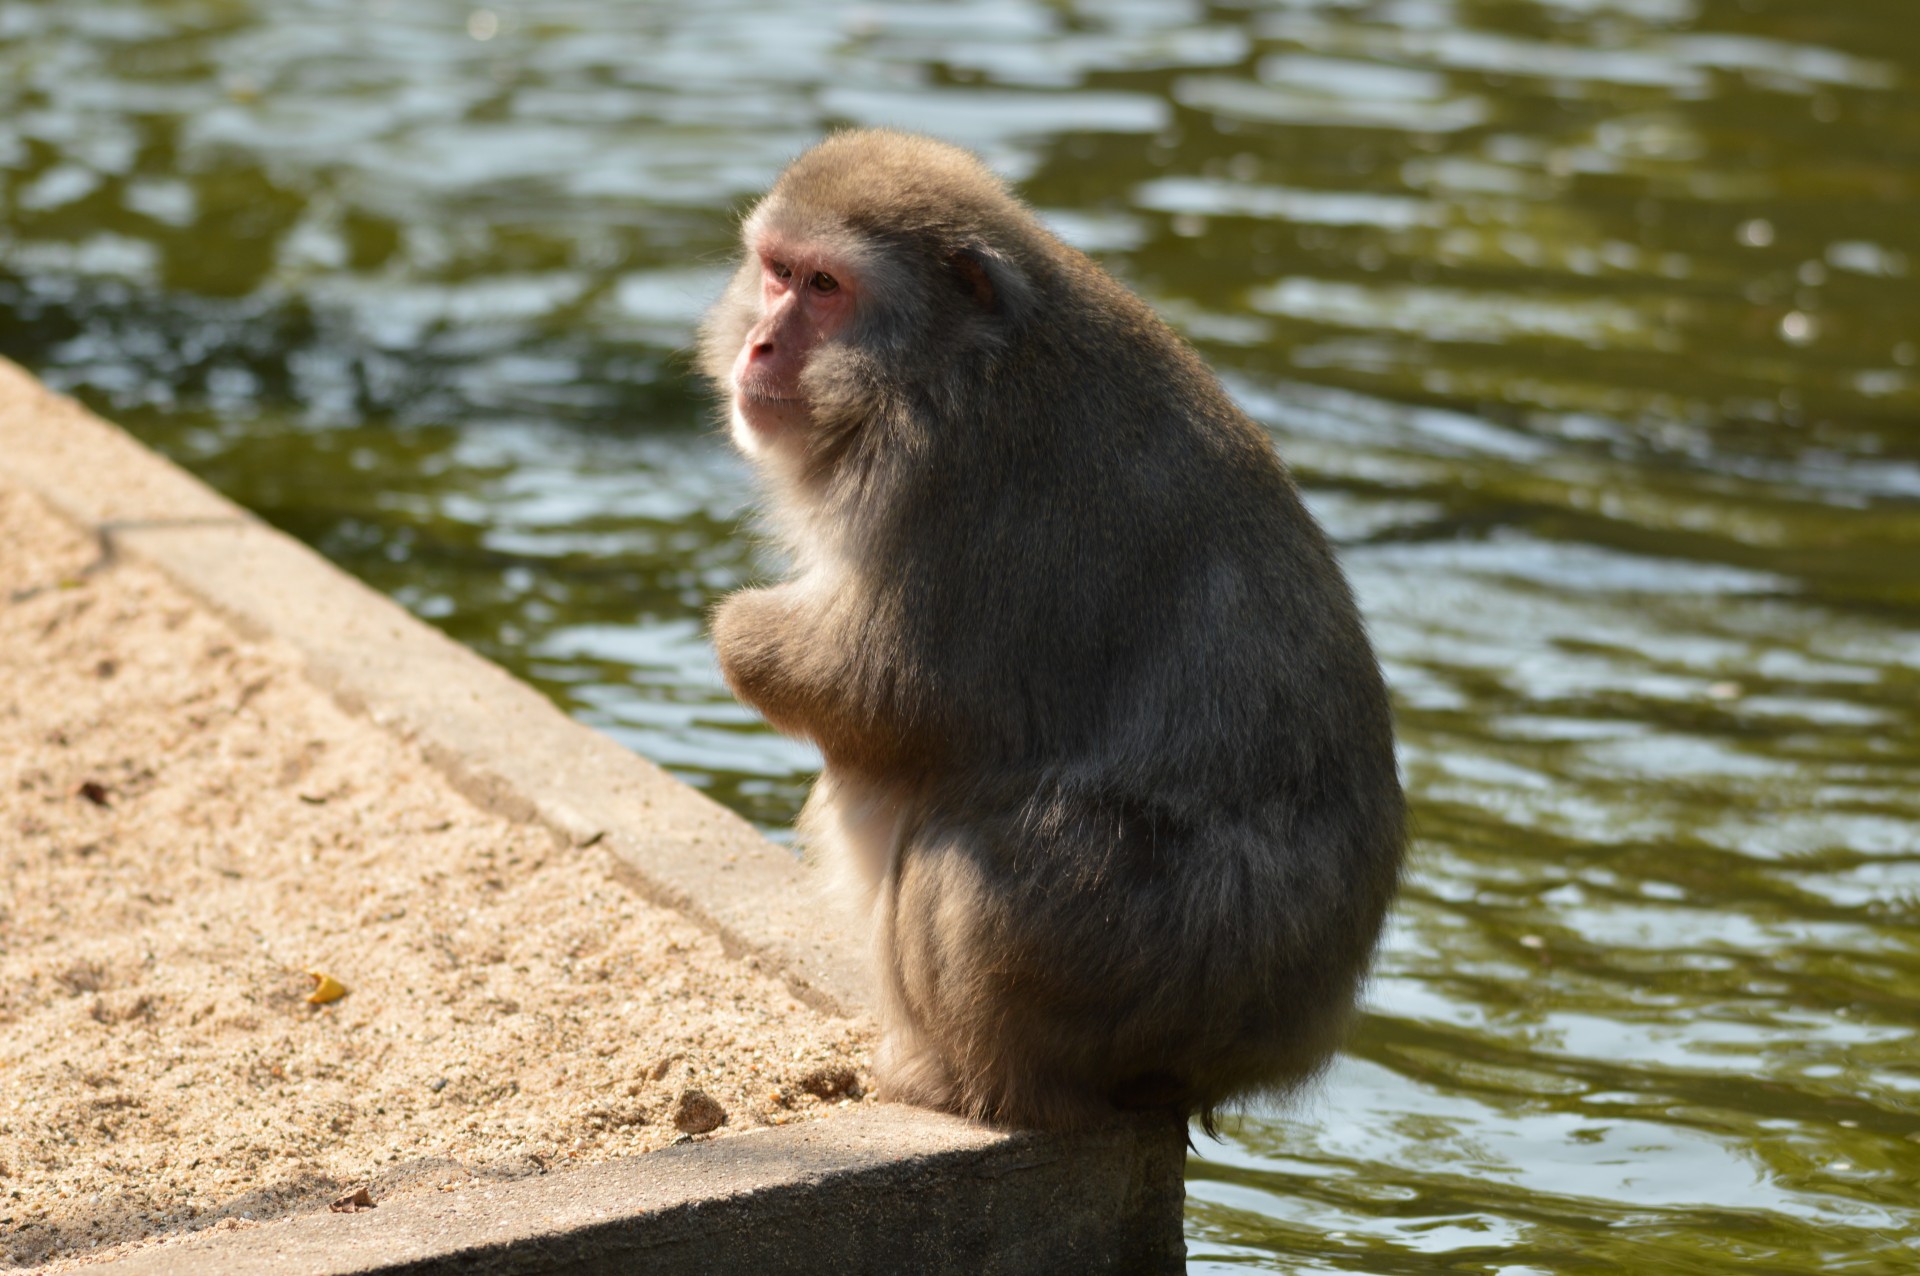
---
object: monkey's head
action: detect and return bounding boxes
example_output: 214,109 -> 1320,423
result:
698,130 -> 1044,478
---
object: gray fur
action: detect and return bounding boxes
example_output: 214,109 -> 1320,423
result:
699,129 -> 1406,1132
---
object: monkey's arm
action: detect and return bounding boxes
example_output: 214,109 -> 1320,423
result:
713,585 -> 945,777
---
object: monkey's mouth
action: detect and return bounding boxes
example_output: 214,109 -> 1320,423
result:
732,390 -> 813,450
736,389 -> 812,424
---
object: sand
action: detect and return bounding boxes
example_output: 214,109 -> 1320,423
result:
0,477 -> 872,1269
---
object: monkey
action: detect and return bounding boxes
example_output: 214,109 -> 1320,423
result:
697,129 -> 1405,1133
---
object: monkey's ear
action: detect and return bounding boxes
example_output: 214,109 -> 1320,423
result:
944,246 -> 1032,320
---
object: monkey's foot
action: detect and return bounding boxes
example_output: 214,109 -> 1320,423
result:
872,1033 -> 964,1115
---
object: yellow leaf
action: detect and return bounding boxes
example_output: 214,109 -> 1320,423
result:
306,971 -> 348,1005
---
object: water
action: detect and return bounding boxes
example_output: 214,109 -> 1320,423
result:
3,1 -> 1917,1270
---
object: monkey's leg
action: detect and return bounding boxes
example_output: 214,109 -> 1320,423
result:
797,767 -> 906,916
865,851 -> 969,1115
798,769 -> 970,1113
881,832 -> 1128,1131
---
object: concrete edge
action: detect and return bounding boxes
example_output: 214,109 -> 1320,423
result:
0,359 -> 1189,1274
78,1106 -> 1186,1276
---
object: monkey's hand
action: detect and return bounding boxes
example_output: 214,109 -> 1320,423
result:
713,584 -> 932,777
713,584 -> 845,740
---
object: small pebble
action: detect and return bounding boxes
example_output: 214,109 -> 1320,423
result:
672,1089 -> 727,1135
329,1186 -> 376,1213
799,1066 -> 862,1102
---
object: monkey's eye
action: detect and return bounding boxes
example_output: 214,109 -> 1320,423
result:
808,272 -> 839,295
768,260 -> 793,280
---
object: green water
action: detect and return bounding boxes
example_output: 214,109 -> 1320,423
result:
3,1 -> 1917,1270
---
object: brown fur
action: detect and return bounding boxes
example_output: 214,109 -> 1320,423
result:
699,129 -> 1406,1132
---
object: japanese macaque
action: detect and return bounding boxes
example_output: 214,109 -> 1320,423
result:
698,130 -> 1405,1132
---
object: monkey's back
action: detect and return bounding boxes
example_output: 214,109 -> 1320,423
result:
869,254 -> 1406,1131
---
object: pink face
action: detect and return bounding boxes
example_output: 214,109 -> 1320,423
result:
730,233 -> 857,450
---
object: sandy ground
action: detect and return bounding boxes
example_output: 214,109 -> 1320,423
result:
0,477 -> 872,1270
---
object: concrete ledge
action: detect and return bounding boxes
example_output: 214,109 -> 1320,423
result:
0,358 -> 1188,1273
82,1106 -> 1185,1276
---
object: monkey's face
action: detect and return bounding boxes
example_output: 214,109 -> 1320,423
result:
725,227 -> 860,464
700,141 -> 1036,476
